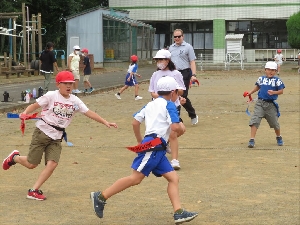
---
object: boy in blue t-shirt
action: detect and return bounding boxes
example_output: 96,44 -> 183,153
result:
81,48 -> 94,93
245,61 -> 285,148
91,76 -> 198,224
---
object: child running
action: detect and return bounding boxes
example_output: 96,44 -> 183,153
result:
149,49 -> 186,170
2,71 -> 118,200
81,48 -> 94,93
274,49 -> 285,75
91,76 -> 198,224
246,61 -> 285,148
114,55 -> 143,100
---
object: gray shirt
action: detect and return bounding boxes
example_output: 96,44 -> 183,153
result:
169,41 -> 196,70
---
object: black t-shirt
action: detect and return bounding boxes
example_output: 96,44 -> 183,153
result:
83,55 -> 91,75
39,50 -> 57,72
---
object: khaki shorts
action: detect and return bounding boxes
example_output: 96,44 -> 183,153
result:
72,70 -> 80,80
27,128 -> 62,165
249,99 -> 280,129
83,75 -> 90,82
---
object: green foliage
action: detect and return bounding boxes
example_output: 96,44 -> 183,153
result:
286,11 -> 300,49
0,0 -> 109,56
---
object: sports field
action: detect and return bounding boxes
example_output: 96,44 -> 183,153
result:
0,67 -> 299,225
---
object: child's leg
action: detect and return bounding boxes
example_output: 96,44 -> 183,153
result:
31,160 -> 58,189
14,155 -> 37,169
118,85 -> 128,94
274,128 -> 281,136
169,131 -> 179,160
162,171 -> 181,212
134,84 -> 139,96
102,169 -> 145,200
250,125 -> 258,139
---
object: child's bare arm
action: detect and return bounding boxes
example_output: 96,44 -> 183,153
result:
248,86 -> 260,95
151,92 -> 159,99
22,102 -> 41,115
170,123 -> 184,135
132,119 -> 142,144
84,110 -> 118,128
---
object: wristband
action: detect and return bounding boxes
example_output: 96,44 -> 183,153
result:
192,74 -> 196,77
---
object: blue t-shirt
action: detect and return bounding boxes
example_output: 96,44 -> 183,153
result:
83,56 -> 91,75
255,75 -> 285,100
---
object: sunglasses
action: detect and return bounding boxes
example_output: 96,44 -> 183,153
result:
174,35 -> 182,39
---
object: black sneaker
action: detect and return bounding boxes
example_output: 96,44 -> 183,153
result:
276,136 -> 284,146
90,191 -> 106,218
174,209 -> 198,224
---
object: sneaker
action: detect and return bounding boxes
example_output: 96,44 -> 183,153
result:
174,209 -> 198,224
27,189 -> 46,201
276,136 -> 284,146
74,89 -> 82,93
248,139 -> 255,148
135,96 -> 143,100
191,116 -> 198,125
89,87 -> 95,93
2,150 -> 19,170
90,191 -> 106,218
171,159 -> 181,170
115,93 -> 121,100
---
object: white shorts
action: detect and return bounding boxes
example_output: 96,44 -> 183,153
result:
72,70 -> 80,80
83,75 -> 90,82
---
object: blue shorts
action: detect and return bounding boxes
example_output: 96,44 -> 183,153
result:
131,136 -> 173,177
125,73 -> 138,86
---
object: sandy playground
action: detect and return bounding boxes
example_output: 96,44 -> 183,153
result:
0,68 -> 299,225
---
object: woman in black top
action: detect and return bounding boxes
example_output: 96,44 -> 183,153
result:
39,42 -> 59,92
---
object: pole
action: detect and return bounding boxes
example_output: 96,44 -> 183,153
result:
38,13 -> 42,74
13,18 -> 17,63
22,3 -> 27,68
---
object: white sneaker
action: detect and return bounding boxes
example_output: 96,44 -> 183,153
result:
74,89 -> 82,94
191,115 -> 198,125
115,93 -> 121,99
135,96 -> 143,100
171,159 -> 181,170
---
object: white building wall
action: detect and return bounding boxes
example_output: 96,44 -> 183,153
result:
110,0 -> 299,21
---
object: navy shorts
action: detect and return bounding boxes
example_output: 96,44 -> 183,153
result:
125,73 -> 138,86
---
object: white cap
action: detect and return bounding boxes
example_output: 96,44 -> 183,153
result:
157,76 -> 180,91
73,45 -> 80,50
153,49 -> 171,59
265,61 -> 277,70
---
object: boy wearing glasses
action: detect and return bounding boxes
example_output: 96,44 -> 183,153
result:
169,29 -> 198,126
2,71 -> 117,201
91,76 -> 198,224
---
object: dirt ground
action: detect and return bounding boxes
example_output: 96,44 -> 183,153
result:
0,68 -> 299,225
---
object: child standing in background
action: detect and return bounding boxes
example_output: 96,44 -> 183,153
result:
274,49 -> 285,75
114,55 -> 143,100
81,48 -> 94,93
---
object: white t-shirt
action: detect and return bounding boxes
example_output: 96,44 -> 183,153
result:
274,53 -> 284,64
148,70 -> 185,107
35,90 -> 89,140
69,53 -> 80,71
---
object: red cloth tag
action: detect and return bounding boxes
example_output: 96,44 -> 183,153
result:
126,138 -> 162,153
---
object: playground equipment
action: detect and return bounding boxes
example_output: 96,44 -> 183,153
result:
0,3 -> 43,77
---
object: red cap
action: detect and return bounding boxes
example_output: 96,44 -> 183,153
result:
130,55 -> 138,62
277,49 -> 282,53
81,48 -> 89,53
56,71 -> 75,83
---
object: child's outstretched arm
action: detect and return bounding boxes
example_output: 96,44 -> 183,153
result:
22,102 -> 41,115
132,119 -> 142,144
248,85 -> 260,95
84,110 -> 118,128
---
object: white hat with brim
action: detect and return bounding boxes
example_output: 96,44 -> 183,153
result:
73,45 -> 81,50
153,49 -> 171,59
265,61 -> 277,70
157,76 -> 180,91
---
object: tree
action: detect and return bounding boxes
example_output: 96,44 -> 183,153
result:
286,11 -> 300,49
